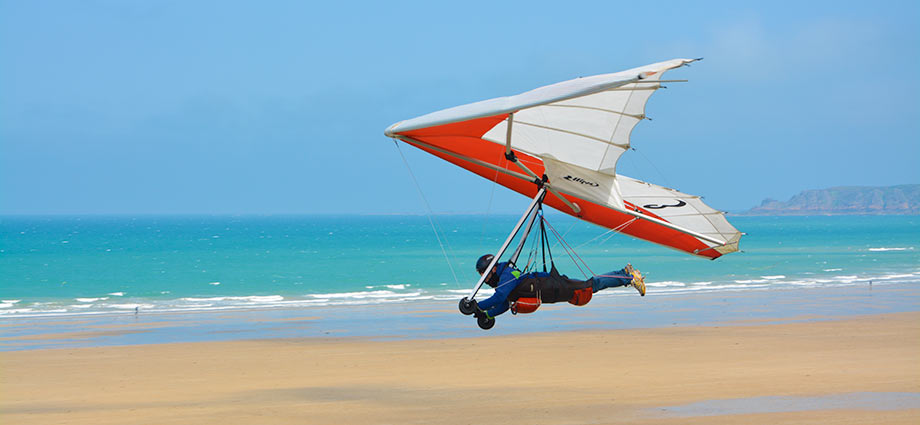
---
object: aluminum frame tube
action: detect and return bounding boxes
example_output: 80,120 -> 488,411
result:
617,206 -> 725,246
508,200 -> 542,266
467,187 -> 547,300
393,136 -> 726,250
507,155 -> 582,215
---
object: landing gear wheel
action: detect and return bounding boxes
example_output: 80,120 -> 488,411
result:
459,298 -> 475,316
477,315 -> 495,330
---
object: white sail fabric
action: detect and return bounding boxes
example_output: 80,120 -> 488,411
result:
617,176 -> 741,254
482,74 -> 670,175
386,58 -> 696,176
541,157 -> 626,210
541,158 -> 740,254
385,58 -> 742,257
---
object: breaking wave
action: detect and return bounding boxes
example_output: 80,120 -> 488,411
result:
1,271 -> 918,319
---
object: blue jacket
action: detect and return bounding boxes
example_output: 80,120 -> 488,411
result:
476,262 -> 550,317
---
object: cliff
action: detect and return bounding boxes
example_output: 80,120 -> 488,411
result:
741,184 -> 920,215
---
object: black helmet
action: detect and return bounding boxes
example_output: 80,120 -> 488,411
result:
475,254 -> 494,275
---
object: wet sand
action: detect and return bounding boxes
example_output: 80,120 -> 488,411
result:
2,311 -> 918,424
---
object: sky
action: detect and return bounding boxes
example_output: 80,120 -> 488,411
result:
1,0 -> 918,215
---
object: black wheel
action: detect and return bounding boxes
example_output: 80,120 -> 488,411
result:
477,315 -> 495,330
458,297 -> 475,315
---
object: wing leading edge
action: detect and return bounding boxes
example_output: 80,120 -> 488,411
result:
387,59 -> 741,259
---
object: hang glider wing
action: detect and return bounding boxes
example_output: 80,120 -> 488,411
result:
385,59 -> 741,259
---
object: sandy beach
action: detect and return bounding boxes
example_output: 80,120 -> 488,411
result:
2,311 -> 918,424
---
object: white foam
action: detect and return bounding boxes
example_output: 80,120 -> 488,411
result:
253,299 -> 329,306
872,273 -> 917,280
2,299 -> 20,304
110,304 -> 155,309
311,290 -> 421,299
647,281 -> 686,287
209,282 -> 221,286
237,295 -> 285,303
4,267 -> 917,319
446,288 -> 495,297
39,308 -> 70,313
107,292 -> 124,296
784,280 -> 822,286
823,268 -> 843,272
180,295 -> 284,303
0,308 -> 36,314
633,284 -> 773,295
75,297 -> 108,303
868,247 -> 913,252
705,284 -> 772,290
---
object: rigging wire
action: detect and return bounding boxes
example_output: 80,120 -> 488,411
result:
547,218 -> 579,252
631,146 -> 674,191
520,217 -> 543,274
574,227 -> 617,250
543,217 -> 597,279
480,160 -> 503,246
539,209 -> 550,272
393,141 -> 461,286
574,217 -> 639,249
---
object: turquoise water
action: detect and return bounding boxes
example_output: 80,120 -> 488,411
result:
1,214 -> 918,317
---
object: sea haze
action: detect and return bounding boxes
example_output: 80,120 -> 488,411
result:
1,215 -> 918,318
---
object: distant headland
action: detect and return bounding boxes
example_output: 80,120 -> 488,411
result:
738,184 -> 920,216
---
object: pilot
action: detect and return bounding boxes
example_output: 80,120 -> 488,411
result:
470,254 -> 645,320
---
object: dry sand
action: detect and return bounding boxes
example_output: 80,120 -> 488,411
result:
2,312 -> 918,424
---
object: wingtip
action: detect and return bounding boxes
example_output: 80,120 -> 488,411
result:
384,122 -> 402,137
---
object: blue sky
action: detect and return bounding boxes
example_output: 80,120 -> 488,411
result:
1,0 -> 918,214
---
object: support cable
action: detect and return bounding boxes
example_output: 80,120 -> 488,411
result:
543,217 -> 596,279
521,224 -> 542,274
539,209 -> 548,272
548,219 -> 579,252
480,159 -> 503,246
574,217 -> 639,250
393,141 -> 460,286
632,146 -> 674,191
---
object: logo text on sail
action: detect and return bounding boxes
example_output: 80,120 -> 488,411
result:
563,175 -> 600,187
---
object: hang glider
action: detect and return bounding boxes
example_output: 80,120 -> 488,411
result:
386,58 -> 742,260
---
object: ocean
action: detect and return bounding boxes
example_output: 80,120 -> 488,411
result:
1,214 -> 918,318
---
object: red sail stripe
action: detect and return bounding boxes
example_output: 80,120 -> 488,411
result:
396,115 -> 719,259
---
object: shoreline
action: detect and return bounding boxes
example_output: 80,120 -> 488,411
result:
2,311 -> 918,424
1,282 -> 918,351
3,270 -> 917,320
